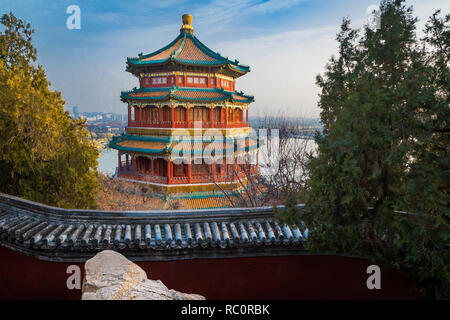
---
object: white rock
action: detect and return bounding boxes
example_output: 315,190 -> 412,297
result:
82,250 -> 205,300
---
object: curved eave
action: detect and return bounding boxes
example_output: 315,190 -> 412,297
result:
109,136 -> 169,155
127,59 -> 250,77
121,87 -> 253,104
228,63 -> 250,73
231,96 -> 254,104
110,144 -> 167,155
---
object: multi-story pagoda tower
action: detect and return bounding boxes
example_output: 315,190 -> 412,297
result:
110,14 -> 258,201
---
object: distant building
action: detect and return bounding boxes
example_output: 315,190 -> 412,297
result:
72,106 -> 79,119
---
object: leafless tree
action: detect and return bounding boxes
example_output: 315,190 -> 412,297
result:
215,112 -> 316,207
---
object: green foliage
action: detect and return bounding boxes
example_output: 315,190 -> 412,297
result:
0,13 -> 99,209
278,1 -> 449,299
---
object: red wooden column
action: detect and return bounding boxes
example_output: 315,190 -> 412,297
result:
212,161 -> 216,182
143,107 -> 147,126
186,106 -> 190,128
141,107 -> 145,126
128,106 -> 132,126
132,156 -> 136,177
136,107 -> 140,125
158,107 -> 162,127
224,106 -> 228,128
167,159 -> 172,184
125,154 -> 129,171
156,159 -> 159,177
135,107 -> 138,124
151,158 -> 154,176
136,157 -> 140,175
209,106 -> 214,128
188,162 -> 192,184
230,108 -> 234,128
246,109 -> 249,125
171,105 -> 175,128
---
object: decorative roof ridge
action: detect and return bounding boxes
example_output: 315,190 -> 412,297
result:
169,85 -> 177,98
232,90 -> 254,99
134,33 -> 184,61
186,33 -> 226,62
187,34 -> 250,71
171,33 -> 188,59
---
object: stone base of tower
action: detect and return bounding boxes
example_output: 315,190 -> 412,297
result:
113,171 -> 259,209
114,170 -> 256,209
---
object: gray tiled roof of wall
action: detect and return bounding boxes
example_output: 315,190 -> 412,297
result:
0,193 -> 308,262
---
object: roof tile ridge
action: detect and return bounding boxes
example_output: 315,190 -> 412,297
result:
171,33 -> 187,59
139,34 -> 183,60
189,34 -> 225,62
169,85 -> 178,97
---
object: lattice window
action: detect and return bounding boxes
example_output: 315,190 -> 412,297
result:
192,163 -> 209,176
213,107 -> 221,122
175,107 -> 186,121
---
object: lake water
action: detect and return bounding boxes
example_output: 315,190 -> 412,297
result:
97,148 -> 117,176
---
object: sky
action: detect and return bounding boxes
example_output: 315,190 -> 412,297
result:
0,0 -> 448,118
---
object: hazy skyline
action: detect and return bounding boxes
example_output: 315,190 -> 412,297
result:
1,0 -> 448,117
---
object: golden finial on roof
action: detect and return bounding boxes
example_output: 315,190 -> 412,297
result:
180,14 -> 194,34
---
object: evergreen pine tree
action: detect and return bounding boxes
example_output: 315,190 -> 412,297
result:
279,0 -> 449,298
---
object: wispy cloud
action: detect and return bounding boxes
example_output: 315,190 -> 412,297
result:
213,24 -> 338,117
192,0 -> 306,35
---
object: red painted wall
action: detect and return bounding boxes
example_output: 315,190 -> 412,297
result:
0,246 -> 420,300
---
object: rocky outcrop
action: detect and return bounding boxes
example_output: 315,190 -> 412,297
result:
81,250 -> 205,300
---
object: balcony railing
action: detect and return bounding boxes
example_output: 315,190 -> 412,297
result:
174,121 -> 187,128
119,162 -> 132,175
118,169 -> 251,185
128,120 -> 248,129
173,176 -> 189,184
